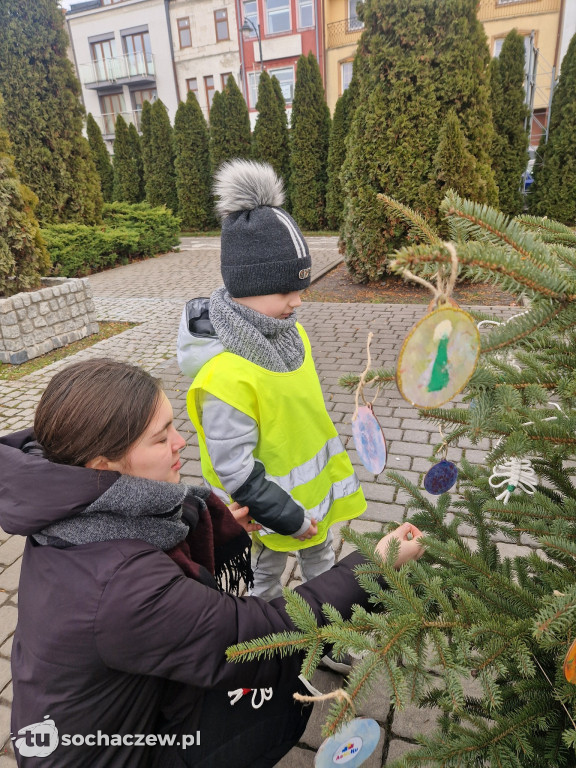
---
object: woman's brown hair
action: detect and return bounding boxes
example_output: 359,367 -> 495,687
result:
34,358 -> 163,466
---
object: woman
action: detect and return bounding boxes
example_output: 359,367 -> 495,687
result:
0,358 -> 423,768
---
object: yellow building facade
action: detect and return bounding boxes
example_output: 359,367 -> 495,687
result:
323,0 -> 362,113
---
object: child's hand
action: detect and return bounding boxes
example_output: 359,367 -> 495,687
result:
376,522 -> 425,568
228,502 -> 262,533
294,518 -> 318,541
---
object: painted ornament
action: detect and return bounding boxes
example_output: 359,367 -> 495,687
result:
315,718 -> 381,768
352,404 -> 387,477
397,305 -> 480,409
564,639 -> 576,684
424,459 -> 458,495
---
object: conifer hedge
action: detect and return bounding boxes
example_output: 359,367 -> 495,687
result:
144,100 -> 178,214
290,53 -> 331,230
127,123 -> 145,203
341,0 -> 497,281
113,116 -> 142,204
253,72 -> 290,188
529,33 -> 576,224
87,114 -> 114,204
0,96 -> 50,297
490,30 -> 529,216
174,92 -> 213,231
325,89 -> 352,230
0,0 -> 102,225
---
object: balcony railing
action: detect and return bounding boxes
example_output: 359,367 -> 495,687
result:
96,109 -> 143,137
478,0 -> 561,21
80,52 -> 155,88
326,18 -> 364,49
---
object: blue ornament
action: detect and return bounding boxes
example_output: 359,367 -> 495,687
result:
352,405 -> 387,477
315,718 -> 381,768
423,459 -> 458,495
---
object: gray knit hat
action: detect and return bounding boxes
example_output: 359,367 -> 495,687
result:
214,159 -> 311,298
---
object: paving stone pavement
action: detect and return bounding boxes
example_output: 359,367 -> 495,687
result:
0,237 -> 522,766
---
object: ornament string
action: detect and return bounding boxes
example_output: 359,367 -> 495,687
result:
390,242 -> 459,307
353,332 -> 374,422
294,674 -> 356,713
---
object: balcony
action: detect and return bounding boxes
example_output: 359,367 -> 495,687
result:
326,18 -> 364,49
96,109 -> 143,137
79,52 -> 156,90
477,0 -> 561,21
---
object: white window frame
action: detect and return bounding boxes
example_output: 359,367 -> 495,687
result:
348,0 -> 363,30
248,70 -> 261,109
297,0 -> 314,29
269,66 -> 294,103
265,0 -> 291,35
243,0 -> 259,37
340,60 -> 353,93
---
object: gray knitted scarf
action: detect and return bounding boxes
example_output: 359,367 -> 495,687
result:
34,475 -> 210,550
209,286 -> 305,372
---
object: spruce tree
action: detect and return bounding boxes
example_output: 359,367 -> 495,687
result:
229,194 -> 576,766
140,100 -> 153,192
490,30 -> 530,216
0,96 -> 50,297
209,90 -> 228,172
86,113 -> 114,203
529,33 -> 576,224
341,0 -> 497,282
325,89 -> 352,230
253,71 -> 290,186
174,91 -> 213,231
113,116 -> 141,203
223,75 -> 252,161
0,0 -> 102,224
145,99 -> 178,213
290,52 -> 331,230
127,122 -> 145,202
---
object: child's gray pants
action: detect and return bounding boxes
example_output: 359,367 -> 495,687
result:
250,529 -> 335,601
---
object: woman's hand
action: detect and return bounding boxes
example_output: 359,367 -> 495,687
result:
228,502 -> 262,533
376,522 -> 425,568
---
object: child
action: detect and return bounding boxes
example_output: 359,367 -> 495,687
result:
178,159 -> 366,611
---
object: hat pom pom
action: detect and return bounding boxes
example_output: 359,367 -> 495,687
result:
214,159 -> 285,220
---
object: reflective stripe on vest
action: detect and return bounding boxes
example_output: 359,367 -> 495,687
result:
187,323 -> 366,551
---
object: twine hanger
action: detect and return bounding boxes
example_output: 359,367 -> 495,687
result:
389,242 -> 460,307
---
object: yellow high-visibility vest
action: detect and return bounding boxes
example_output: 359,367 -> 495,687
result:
187,324 -> 366,551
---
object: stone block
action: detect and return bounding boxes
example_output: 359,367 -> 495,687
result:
20,294 -> 31,307
0,560 -> 21,593
0,703 -> 12,759
38,302 -> 50,316
0,312 -> 17,326
9,295 -> 22,310
0,607 -> 17,646
0,659 -> 10,695
275,747 -> 315,767
392,703 -> 441,740
33,316 -> 47,329
9,351 -> 27,365
0,537 -> 25,567
1,325 -> 19,340
26,304 -> 37,319
385,739 -> 419,764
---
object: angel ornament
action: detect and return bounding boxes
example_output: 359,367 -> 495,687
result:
488,457 -> 538,504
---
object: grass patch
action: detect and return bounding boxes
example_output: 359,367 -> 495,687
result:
0,322 -> 137,381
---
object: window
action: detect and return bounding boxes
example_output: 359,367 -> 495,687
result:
266,0 -> 291,34
123,31 -> 153,75
186,77 -> 198,95
177,18 -> 192,48
248,71 -> 261,109
348,0 -> 363,30
205,75 -> 215,111
132,88 -> 157,111
341,60 -> 353,93
221,72 -> 233,89
493,33 -> 532,71
269,67 -> 294,102
243,0 -> 258,36
99,92 -> 125,134
214,9 -> 230,41
90,38 -> 117,81
298,0 -> 314,28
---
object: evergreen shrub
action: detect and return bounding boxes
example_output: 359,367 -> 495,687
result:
42,203 -> 180,277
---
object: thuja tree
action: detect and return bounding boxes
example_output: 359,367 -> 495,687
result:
490,30 -> 530,216
224,75 -> 252,161
113,116 -> 141,203
434,109 -> 489,204
341,0 -> 497,282
230,193 -> 576,766
0,0 -> 102,224
252,72 -> 290,187
140,100 -> 153,189
174,91 -> 213,231
529,34 -> 576,224
325,88 -> 352,230
209,90 -> 228,172
0,96 -> 50,297
145,100 -> 178,213
127,123 -> 145,202
290,53 -> 331,230
86,113 -> 114,203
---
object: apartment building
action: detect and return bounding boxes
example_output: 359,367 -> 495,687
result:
238,0 -> 325,126
323,0 -> 362,113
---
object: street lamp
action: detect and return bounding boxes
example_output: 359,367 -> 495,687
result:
240,17 -> 263,71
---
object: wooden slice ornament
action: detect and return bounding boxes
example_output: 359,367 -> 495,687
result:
397,303 -> 480,409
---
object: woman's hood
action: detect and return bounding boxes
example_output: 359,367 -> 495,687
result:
0,428 -> 119,536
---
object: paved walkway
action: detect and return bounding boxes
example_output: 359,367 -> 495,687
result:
0,237 -> 523,767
